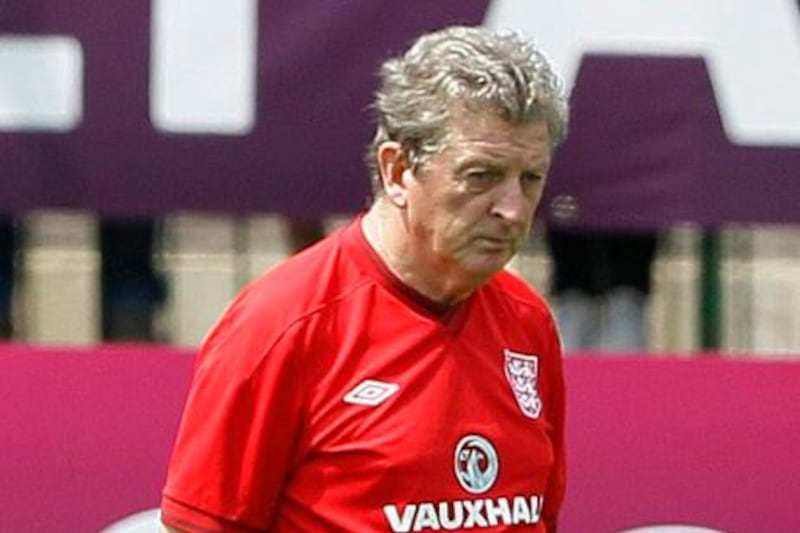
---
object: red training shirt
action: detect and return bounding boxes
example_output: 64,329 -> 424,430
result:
162,216 -> 566,532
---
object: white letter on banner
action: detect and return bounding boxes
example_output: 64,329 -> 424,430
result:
484,0 -> 800,145
150,0 -> 258,134
0,35 -> 83,131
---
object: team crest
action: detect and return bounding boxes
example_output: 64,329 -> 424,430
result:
503,349 -> 543,419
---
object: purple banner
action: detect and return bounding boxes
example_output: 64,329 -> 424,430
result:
1,1 -> 799,227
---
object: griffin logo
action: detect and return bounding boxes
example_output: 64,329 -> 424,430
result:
454,434 -> 499,494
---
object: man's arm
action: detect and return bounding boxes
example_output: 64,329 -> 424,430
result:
160,291 -> 308,531
542,312 -> 567,532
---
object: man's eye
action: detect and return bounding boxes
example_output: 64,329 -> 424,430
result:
521,172 -> 544,184
467,170 -> 500,182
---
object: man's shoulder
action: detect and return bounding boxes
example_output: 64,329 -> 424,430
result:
487,268 -> 553,317
237,229 -> 368,325
197,229 -> 372,373
484,270 -> 562,362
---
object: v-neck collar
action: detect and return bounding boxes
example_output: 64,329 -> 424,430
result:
341,214 -> 474,330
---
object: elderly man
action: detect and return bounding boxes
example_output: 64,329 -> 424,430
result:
162,25 -> 569,532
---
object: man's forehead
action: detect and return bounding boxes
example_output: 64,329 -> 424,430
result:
445,104 -> 548,136
442,108 -> 551,158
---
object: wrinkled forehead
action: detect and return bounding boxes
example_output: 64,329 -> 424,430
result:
441,102 -> 551,146
442,104 -> 552,152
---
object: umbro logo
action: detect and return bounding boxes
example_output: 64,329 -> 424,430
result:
343,379 -> 399,406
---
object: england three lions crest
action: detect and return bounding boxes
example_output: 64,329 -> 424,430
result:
503,350 -> 543,419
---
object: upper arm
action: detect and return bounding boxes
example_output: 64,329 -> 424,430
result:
161,309 -> 308,531
543,312 -> 567,530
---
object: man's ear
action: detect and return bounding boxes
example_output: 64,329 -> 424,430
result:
376,142 -> 410,208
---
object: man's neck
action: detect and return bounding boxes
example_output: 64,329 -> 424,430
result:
361,202 -> 480,305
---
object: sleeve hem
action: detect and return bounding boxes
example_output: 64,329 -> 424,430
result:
161,494 -> 263,532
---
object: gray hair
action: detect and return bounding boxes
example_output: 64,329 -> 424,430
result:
366,25 -> 569,194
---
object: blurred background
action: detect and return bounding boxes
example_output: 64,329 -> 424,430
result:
7,211 -> 800,356
1,0 -> 799,356
2,2 -> 800,531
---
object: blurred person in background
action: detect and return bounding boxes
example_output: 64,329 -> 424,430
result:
161,25 -> 569,532
0,217 -> 15,338
546,226 -> 658,352
286,217 -> 326,252
100,219 -> 166,341
0,217 -> 166,342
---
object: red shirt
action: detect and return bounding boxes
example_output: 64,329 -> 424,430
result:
162,217 -> 566,532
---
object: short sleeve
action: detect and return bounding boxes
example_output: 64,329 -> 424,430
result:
542,313 -> 566,531
161,300 -> 307,531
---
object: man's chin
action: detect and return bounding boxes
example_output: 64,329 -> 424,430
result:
462,252 -> 514,278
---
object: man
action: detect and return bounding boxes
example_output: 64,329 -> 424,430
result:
161,26 -> 569,532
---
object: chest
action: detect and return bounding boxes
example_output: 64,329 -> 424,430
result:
295,309 -> 556,503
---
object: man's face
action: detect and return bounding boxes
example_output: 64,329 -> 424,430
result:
404,109 -> 552,282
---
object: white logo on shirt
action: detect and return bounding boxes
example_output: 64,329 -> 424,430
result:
503,350 -> 543,419
454,435 -> 499,494
343,379 -> 399,406
382,434 -> 545,530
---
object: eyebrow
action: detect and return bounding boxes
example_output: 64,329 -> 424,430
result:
454,155 -> 551,175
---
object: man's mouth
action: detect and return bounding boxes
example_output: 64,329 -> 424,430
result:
474,236 -> 516,249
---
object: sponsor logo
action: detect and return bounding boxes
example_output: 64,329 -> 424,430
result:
383,435 -> 544,531
503,350 -> 543,419
383,495 -> 543,532
343,379 -> 399,406
454,435 -> 499,494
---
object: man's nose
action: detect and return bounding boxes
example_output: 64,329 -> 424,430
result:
490,176 -> 534,224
